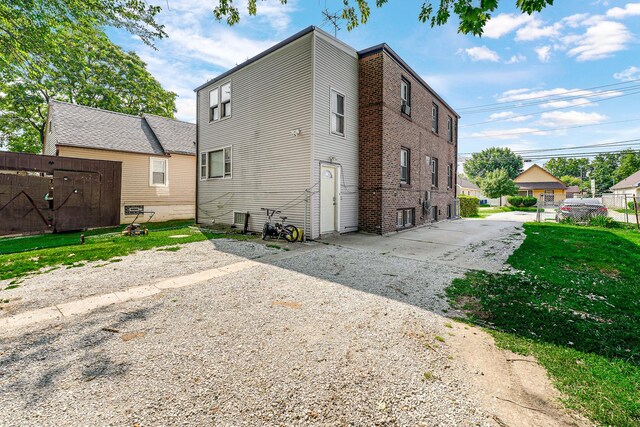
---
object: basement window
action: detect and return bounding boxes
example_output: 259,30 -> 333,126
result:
396,208 -> 414,228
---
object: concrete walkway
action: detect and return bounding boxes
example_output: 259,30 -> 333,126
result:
1,260 -> 259,332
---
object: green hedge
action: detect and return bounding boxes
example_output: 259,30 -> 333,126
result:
508,196 -> 537,207
458,195 -> 479,217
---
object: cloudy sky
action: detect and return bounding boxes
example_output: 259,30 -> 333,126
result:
109,0 -> 640,162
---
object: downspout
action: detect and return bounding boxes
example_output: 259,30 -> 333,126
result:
195,91 -> 200,225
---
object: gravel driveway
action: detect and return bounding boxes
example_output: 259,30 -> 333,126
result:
0,221 -> 526,426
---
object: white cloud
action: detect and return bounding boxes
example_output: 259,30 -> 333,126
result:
516,19 -> 562,41
606,3 -> 640,19
469,128 -> 547,140
461,46 -> 500,62
482,13 -> 535,38
488,111 -> 533,122
538,111 -> 607,127
506,54 -> 526,64
613,66 -> 640,81
562,13 -> 591,28
495,87 -> 622,110
535,46 -> 552,62
563,21 -> 631,61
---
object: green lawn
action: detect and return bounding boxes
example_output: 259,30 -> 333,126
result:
0,221 -> 256,281
474,206 -> 538,218
447,223 -> 640,426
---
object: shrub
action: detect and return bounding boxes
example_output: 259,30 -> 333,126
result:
507,196 -> 523,207
628,201 -> 639,211
588,215 -> 619,229
522,196 -> 537,207
458,195 -> 479,217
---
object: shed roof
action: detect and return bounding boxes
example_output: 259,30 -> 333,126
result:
611,169 -> 640,190
48,101 -> 195,156
457,177 -> 480,190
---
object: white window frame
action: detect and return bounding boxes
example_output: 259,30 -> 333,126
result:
149,157 -> 168,187
431,157 -> 438,187
400,148 -> 409,184
432,103 -> 439,133
200,152 -> 207,180
401,78 -> 411,116
208,82 -> 231,123
202,146 -> 232,179
397,208 -> 414,228
330,88 -> 345,137
233,211 -> 247,226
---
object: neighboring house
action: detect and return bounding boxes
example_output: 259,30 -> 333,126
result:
513,164 -> 567,205
44,101 -> 196,222
566,185 -> 582,198
195,26 -> 458,238
456,177 -> 481,198
611,169 -> 640,197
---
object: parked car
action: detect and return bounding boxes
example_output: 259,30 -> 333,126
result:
555,198 -> 608,222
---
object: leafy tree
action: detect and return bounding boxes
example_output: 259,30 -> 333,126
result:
0,26 -> 177,153
590,153 -> 619,194
559,175 -> 582,187
479,168 -> 518,206
613,150 -> 640,184
464,147 -> 523,184
0,0 -> 165,69
212,0 -> 554,36
544,157 -> 590,179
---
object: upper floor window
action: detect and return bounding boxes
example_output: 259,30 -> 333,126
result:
221,82 -> 231,118
447,163 -> 453,188
203,147 -> 232,179
209,88 -> 219,122
432,103 -> 439,133
447,116 -> 453,142
400,148 -> 409,184
331,89 -> 345,136
150,158 -> 168,187
401,78 -> 411,116
209,82 -> 231,122
431,157 -> 439,187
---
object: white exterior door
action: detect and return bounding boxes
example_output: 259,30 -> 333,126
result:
320,165 -> 338,233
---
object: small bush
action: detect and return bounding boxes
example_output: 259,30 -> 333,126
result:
507,196 -> 523,207
588,215 -> 619,229
522,196 -> 537,207
458,195 -> 479,217
628,201 -> 639,211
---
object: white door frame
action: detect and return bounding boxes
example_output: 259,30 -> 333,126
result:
319,163 -> 340,234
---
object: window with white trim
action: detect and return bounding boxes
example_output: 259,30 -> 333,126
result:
200,152 -> 207,180
209,88 -> 219,122
234,211 -> 246,226
396,208 -> 414,228
150,158 -> 168,186
207,147 -> 232,179
401,78 -> 411,116
432,103 -> 439,133
431,157 -> 439,187
221,82 -> 231,118
400,148 -> 409,184
331,89 -> 345,136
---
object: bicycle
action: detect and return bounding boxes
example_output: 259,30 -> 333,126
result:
261,208 -> 299,242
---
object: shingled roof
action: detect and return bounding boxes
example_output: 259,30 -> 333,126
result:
611,169 -> 640,190
48,101 -> 195,156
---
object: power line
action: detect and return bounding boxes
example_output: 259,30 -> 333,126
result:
461,89 -> 640,127
459,138 -> 640,156
457,78 -> 640,112
521,149 -> 640,160
461,117 -> 640,139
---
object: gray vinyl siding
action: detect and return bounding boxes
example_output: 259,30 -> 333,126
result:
197,33 -> 314,234
311,34 -> 359,237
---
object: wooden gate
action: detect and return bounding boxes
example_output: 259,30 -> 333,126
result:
0,152 -> 121,235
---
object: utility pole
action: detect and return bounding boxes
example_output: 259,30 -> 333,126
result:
321,9 -> 341,37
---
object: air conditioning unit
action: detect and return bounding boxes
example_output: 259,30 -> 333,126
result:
401,102 -> 411,115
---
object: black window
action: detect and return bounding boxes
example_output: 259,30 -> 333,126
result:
401,78 -> 411,116
431,157 -> 439,187
447,164 -> 453,188
432,103 -> 439,133
400,148 -> 410,184
220,82 -> 231,118
447,116 -> 453,142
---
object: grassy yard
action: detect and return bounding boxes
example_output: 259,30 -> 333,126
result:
447,223 -> 640,426
475,206 -> 538,218
0,221 -> 256,281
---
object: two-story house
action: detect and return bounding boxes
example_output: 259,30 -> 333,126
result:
195,26 -> 458,238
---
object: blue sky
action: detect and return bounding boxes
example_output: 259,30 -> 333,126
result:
110,1 -> 640,164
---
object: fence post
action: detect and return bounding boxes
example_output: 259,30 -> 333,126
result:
634,196 -> 639,230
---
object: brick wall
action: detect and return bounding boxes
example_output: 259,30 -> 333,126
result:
359,49 -> 458,234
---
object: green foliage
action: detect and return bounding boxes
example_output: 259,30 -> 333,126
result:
212,0 -> 554,36
0,25 -> 177,151
458,195 -> 479,217
507,196 -> 522,207
588,215 -> 619,229
559,175 -> 582,187
629,201 -> 638,211
590,153 -> 620,194
545,157 -> 590,179
0,0 -> 165,70
447,223 -> 640,426
613,151 -> 640,184
521,196 -> 537,207
478,168 -> 518,199
464,147 -> 523,182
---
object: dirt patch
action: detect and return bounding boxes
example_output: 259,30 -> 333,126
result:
446,321 -> 592,427
121,331 -> 146,342
271,300 -> 301,309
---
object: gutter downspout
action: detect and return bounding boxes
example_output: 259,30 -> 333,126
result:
195,91 -> 200,225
